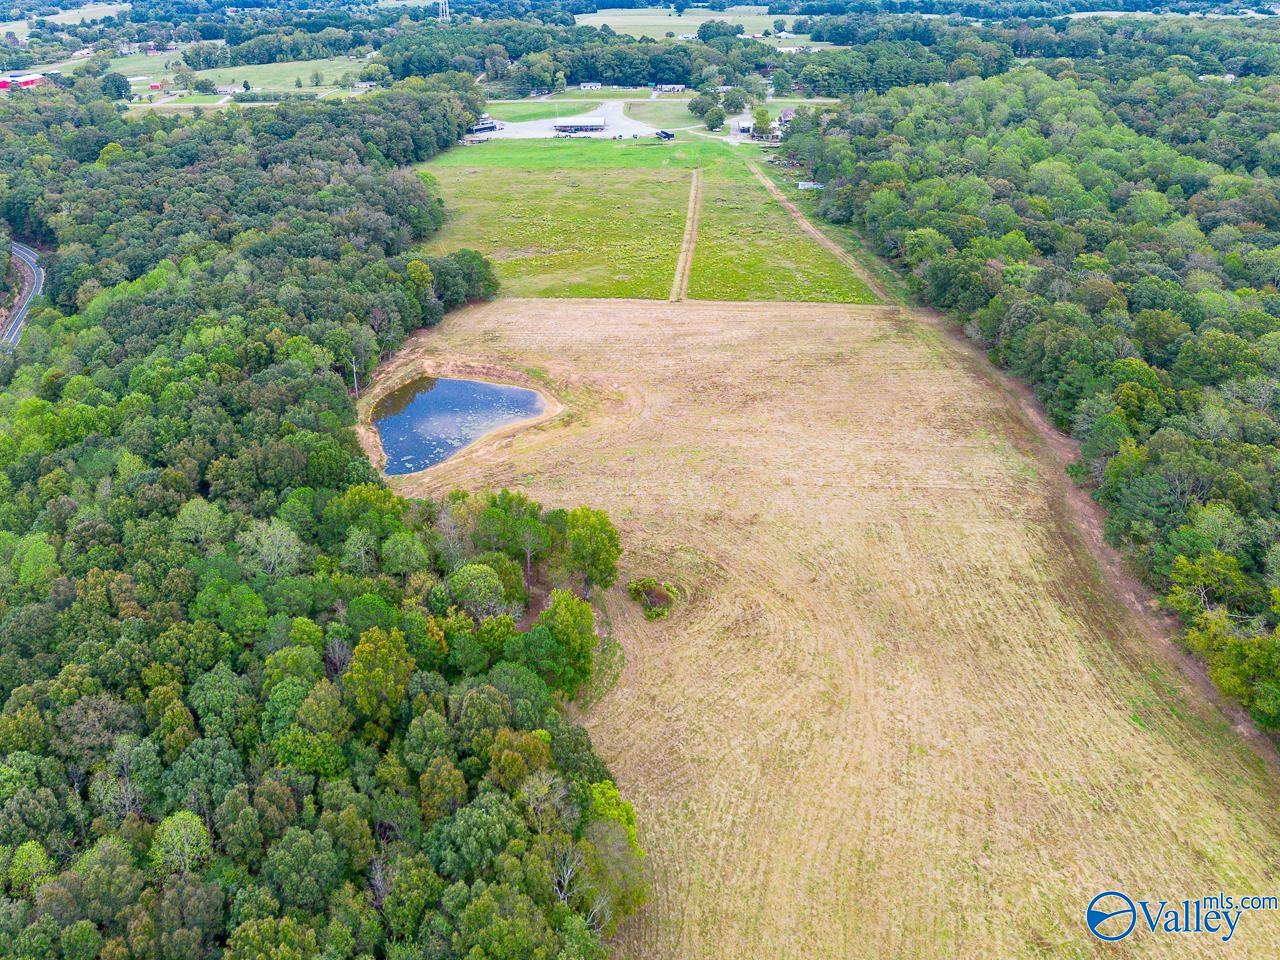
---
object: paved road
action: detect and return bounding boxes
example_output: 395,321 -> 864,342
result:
5,241 -> 43,348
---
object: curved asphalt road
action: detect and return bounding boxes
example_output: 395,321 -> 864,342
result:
5,240 -> 43,348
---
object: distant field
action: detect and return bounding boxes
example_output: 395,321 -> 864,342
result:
0,1 -> 127,38
767,96 -> 839,110
416,137 -> 877,302
190,58 -> 355,92
38,50 -> 359,100
575,5 -> 833,47
545,86 -> 665,101
578,4 -> 781,37
485,100 -> 600,122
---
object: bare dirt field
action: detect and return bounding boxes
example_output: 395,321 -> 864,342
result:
363,298 -> 1280,959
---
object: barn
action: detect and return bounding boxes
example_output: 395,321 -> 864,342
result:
0,73 -> 45,90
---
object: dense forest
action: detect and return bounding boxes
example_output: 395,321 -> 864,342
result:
0,79 -> 644,958
774,0 -> 1260,17
785,59 -> 1280,726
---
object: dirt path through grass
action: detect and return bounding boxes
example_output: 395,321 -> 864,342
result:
747,160 -> 890,301
669,169 -> 702,302
367,298 -> 1280,959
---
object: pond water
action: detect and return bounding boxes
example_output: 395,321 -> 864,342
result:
373,376 -> 545,476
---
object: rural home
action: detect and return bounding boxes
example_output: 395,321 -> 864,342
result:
215,84 -> 239,95
580,81 -> 602,90
655,83 -> 686,93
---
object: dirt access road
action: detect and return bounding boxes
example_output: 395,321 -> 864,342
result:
669,170 -> 702,302
366,298 -> 1280,959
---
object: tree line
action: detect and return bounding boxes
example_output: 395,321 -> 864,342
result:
0,77 -> 645,958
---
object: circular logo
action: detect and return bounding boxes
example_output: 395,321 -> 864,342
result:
1087,891 -> 1137,942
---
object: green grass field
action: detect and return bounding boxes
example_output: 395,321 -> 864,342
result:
544,87 -> 663,101
624,100 -> 701,129
577,5 -> 778,37
191,58 -> 355,92
485,100 -> 601,122
689,161 -> 876,302
418,140 -> 719,298
416,138 -> 876,303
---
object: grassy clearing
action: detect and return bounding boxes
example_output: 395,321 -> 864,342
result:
485,100 -> 600,122
624,99 -> 701,129
38,51 -> 359,100
191,57 -> 354,91
373,297 -> 1280,959
544,86 -> 660,101
416,141 -> 695,298
419,137 -> 877,302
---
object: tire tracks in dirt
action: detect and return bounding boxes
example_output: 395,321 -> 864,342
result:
749,158 -> 1280,768
910,305 -> 1280,768
669,168 -> 702,302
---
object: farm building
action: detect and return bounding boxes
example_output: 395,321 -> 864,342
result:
553,115 -> 606,132
0,73 -> 45,90
580,81 -> 602,90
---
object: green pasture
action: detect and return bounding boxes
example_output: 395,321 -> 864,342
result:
576,5 -> 780,37
417,163 -> 689,298
417,137 -> 876,303
485,100 -> 601,122
624,100 -> 702,129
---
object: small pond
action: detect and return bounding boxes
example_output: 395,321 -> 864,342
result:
373,376 -> 546,476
